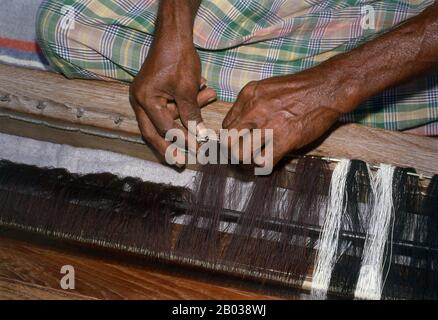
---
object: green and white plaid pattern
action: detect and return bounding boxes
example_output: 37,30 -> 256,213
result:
36,0 -> 438,134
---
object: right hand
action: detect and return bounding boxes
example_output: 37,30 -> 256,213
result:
129,36 -> 216,165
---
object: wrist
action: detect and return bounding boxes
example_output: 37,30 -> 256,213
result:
155,0 -> 199,45
325,60 -> 366,114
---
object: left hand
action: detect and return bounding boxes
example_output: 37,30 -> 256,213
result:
222,65 -> 357,167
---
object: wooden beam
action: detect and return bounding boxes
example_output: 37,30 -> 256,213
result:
0,229 -> 288,299
0,277 -> 91,300
1,64 -> 437,176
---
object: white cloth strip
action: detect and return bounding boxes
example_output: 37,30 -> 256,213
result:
0,132 -> 196,187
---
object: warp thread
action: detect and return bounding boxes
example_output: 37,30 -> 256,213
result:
420,175 -> 438,299
1,159 -> 437,299
382,168 -> 421,299
311,159 -> 351,299
328,160 -> 374,297
174,163 -> 229,263
354,164 -> 396,300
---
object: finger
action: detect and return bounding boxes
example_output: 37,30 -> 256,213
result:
225,106 -> 266,133
143,96 -> 178,135
142,96 -> 193,150
225,115 -> 268,163
252,140 -> 276,175
200,77 -> 208,90
197,87 -> 217,106
251,129 -> 267,164
265,130 -> 300,166
253,132 -> 272,167
167,88 -> 217,119
163,110 -> 199,155
223,81 -> 258,128
131,99 -> 186,167
176,96 -> 203,132
166,102 -> 179,119
224,125 -> 253,164
222,97 -> 246,129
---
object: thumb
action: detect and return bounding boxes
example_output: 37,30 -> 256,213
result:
167,88 -> 217,119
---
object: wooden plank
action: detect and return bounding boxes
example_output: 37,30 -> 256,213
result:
1,64 -> 437,175
0,278 -> 93,300
0,229 -> 291,300
0,116 -> 162,164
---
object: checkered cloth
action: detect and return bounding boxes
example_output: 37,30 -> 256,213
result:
36,0 -> 438,135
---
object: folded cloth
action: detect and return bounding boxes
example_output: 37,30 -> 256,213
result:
0,0 -> 51,70
36,0 -> 438,134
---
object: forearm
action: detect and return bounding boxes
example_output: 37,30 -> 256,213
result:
155,0 -> 201,45
319,2 -> 438,113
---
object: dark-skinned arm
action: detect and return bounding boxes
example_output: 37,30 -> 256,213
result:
223,2 -> 438,166
130,0 -> 216,165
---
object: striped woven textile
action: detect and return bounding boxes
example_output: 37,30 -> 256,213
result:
0,0 -> 51,70
36,0 -> 438,135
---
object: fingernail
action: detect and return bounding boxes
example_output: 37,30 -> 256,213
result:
207,97 -> 216,103
200,82 -> 207,90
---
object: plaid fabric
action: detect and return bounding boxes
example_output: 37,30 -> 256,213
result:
36,0 -> 438,134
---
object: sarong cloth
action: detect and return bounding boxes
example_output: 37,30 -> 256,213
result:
36,0 -> 438,135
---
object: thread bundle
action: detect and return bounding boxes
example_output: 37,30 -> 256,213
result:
0,158 -> 437,299
311,159 -> 351,299
354,164 -> 395,300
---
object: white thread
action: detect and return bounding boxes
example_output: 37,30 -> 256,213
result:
354,164 -> 395,300
311,159 -> 351,299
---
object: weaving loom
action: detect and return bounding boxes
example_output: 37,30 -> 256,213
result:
1,64 -> 438,300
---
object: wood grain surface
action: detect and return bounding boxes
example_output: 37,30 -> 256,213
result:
0,229 -> 298,300
1,64 -> 437,175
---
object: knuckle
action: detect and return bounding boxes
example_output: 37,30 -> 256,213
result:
239,81 -> 258,99
246,80 -> 258,91
247,80 -> 258,88
131,89 -> 145,104
178,98 -> 201,120
177,82 -> 198,96
130,82 -> 153,106
181,107 -> 200,122
223,115 -> 232,128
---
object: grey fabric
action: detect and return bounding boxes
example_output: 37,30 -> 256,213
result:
0,0 -> 45,41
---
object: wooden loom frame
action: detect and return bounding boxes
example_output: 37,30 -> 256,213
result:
0,63 -> 437,176
1,63 -> 438,298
